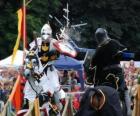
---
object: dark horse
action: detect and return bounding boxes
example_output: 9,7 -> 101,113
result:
75,86 -> 123,116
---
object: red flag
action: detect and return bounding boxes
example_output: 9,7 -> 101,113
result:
11,1 -> 27,64
11,75 -> 26,112
19,7 -> 27,48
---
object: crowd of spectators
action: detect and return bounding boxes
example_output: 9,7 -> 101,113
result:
0,66 -> 81,112
58,70 -> 81,111
121,60 -> 140,113
0,66 -> 19,112
1,60 -> 140,114
58,70 -> 81,92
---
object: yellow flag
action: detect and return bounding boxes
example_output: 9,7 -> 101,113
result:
11,8 -> 23,65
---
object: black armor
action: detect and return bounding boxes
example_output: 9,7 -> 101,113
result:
86,28 -> 126,91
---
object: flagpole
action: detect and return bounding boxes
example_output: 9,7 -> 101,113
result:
23,0 -> 26,64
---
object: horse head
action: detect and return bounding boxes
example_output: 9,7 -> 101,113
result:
24,50 -> 40,79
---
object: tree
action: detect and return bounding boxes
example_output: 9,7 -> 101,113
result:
0,0 -> 61,59
0,0 -> 140,59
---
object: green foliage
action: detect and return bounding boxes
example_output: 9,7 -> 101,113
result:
69,0 -> 140,50
0,0 -> 61,59
0,0 -> 140,59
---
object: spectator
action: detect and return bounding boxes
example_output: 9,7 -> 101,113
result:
0,100 -> 4,112
128,60 -> 136,74
126,60 -> 136,82
132,77 -> 140,116
122,62 -> 130,80
72,96 -> 80,111
70,71 -> 80,84
71,79 -> 78,92
60,70 -> 69,85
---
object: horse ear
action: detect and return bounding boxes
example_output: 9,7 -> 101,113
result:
90,89 -> 106,110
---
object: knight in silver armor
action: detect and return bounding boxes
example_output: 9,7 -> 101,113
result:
23,23 -> 66,114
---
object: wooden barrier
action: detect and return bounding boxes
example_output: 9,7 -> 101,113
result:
62,91 -> 84,116
18,98 -> 41,116
34,98 -> 40,116
62,97 -> 69,116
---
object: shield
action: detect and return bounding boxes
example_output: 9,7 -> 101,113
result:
53,40 -> 77,57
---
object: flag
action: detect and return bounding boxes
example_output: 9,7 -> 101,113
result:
12,75 -> 26,112
11,0 -> 27,65
11,8 -> 23,64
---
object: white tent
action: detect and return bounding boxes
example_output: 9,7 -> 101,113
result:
0,50 -> 24,66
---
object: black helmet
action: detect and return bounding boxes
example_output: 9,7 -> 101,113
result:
95,28 -> 109,44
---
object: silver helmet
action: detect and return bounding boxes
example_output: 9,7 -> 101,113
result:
41,24 -> 52,41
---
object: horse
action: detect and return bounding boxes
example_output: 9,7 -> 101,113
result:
75,85 -> 123,116
84,64 -> 128,116
19,50 -> 63,116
